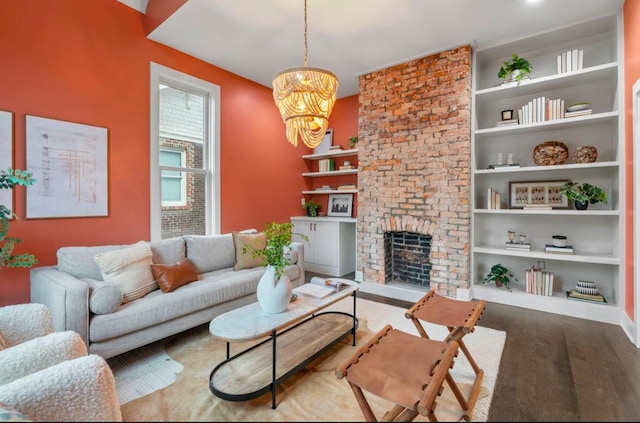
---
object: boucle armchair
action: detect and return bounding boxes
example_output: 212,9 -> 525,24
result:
0,303 -> 122,422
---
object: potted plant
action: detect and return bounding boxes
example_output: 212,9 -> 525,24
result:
348,136 -> 358,149
498,54 -> 533,82
302,199 -> 321,217
559,181 -> 608,210
482,264 -> 517,291
0,168 -> 37,268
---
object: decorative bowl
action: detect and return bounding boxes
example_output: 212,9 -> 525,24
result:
533,141 -> 568,166
573,145 -> 598,163
567,102 -> 591,112
552,235 -> 567,247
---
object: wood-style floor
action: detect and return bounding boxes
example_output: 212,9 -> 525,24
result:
310,274 -> 640,421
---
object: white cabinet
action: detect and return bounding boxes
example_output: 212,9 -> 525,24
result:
290,217 -> 356,277
470,14 -> 624,324
301,149 -> 358,194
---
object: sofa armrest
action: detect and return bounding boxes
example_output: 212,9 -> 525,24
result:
30,266 -> 90,347
0,331 -> 87,385
288,241 -> 305,287
0,354 -> 122,422
0,303 -> 53,347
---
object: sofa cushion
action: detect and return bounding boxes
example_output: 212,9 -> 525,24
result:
82,278 -> 123,315
151,258 -> 200,293
232,231 -> 267,271
148,237 -> 186,265
93,241 -> 157,303
183,234 -> 236,273
57,244 -> 130,280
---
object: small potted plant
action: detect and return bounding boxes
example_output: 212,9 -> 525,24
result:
559,181 -> 608,210
498,54 -> 533,83
348,136 -> 358,149
1,168 -> 37,268
482,264 -> 517,291
302,199 -> 321,217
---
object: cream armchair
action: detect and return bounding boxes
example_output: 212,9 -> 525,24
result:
0,303 -> 122,422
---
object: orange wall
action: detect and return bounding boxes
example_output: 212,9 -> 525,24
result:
0,0 -> 358,305
624,0 -> 640,321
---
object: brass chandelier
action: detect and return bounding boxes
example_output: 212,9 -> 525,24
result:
272,0 -> 338,148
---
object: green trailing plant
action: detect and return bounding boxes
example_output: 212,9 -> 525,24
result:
0,168 -> 37,268
243,221 -> 308,280
348,136 -> 358,149
498,54 -> 533,82
302,199 -> 321,217
482,264 -> 517,291
559,181 -> 608,205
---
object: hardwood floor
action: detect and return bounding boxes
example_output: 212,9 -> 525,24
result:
311,274 -> 640,421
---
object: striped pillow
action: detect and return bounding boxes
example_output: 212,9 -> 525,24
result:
94,241 -> 157,303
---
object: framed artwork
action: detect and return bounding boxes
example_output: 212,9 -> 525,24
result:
328,193 -> 353,217
313,129 -> 333,154
509,180 -> 569,209
25,115 -> 109,219
0,111 -> 13,214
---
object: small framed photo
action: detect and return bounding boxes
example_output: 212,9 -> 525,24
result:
509,180 -> 569,209
313,129 -> 333,154
328,193 -> 353,217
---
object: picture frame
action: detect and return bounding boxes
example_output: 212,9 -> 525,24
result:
0,110 -> 13,215
313,128 -> 333,154
25,115 -> 109,219
328,193 -> 353,217
509,180 -> 569,209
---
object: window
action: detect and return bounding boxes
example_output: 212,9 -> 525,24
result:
150,63 -> 220,240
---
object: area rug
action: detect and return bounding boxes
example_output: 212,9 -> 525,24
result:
115,298 -> 505,422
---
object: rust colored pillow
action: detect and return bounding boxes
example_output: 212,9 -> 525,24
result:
151,258 -> 199,293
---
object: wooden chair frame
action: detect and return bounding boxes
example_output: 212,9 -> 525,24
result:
336,324 -> 460,422
404,290 -> 486,421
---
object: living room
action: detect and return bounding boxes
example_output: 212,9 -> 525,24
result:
1,0 -> 640,421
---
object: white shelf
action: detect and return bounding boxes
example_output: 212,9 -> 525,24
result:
303,189 -> 358,195
474,246 -> 619,265
302,169 -> 358,177
474,111 -> 619,136
302,149 -> 358,160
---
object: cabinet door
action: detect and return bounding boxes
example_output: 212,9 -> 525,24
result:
292,220 -> 315,263
312,221 -> 338,267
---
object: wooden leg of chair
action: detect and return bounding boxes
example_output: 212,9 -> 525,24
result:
348,382 -> 378,422
381,404 -> 412,422
458,338 -> 482,375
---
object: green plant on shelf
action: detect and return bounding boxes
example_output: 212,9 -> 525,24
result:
482,264 -> 517,291
497,54 -> 532,82
559,181 -> 608,205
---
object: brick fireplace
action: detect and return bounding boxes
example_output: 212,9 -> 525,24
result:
356,45 -> 472,297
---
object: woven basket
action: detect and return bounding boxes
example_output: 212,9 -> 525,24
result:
573,145 -> 598,163
533,141 -> 568,166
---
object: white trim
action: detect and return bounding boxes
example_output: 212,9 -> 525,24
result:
633,78 -> 640,347
150,62 -> 221,241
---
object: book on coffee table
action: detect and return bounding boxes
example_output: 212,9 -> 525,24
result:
296,277 -> 350,299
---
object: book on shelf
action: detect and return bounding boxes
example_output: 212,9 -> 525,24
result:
487,163 -> 520,169
487,188 -> 501,209
338,184 -> 357,190
566,290 -> 607,303
339,165 -> 356,170
564,109 -> 592,118
523,204 -> 552,210
295,277 -> 350,299
329,145 -> 343,150
525,266 -> 554,296
505,242 -> 530,252
544,244 -> 574,254
496,119 -> 518,127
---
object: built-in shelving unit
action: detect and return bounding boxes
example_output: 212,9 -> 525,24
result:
301,148 -> 358,195
470,14 -> 624,324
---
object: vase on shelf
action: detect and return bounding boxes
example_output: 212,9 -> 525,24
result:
256,265 -> 292,313
574,201 -> 588,210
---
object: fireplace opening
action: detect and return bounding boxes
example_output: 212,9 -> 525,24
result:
384,231 -> 432,287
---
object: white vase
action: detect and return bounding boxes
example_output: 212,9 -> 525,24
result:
256,265 -> 292,313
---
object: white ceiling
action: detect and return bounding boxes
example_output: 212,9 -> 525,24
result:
118,0 -> 624,98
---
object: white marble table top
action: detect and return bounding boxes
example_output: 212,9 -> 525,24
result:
209,278 -> 358,342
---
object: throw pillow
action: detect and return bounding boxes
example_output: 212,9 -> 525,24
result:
151,258 -> 200,293
232,231 -> 267,271
82,278 -> 123,315
93,241 -> 157,303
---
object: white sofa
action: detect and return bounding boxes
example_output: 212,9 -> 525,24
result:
30,232 -> 304,359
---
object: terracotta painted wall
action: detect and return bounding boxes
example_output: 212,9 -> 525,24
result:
624,0 -> 640,321
0,0 -> 358,305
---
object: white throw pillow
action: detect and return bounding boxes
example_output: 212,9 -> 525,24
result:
93,241 -> 157,303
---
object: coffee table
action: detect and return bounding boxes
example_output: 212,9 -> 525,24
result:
209,278 -> 359,409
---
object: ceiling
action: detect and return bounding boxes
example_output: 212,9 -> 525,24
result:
118,0 -> 624,99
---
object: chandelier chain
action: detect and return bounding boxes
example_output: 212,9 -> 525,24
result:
304,0 -> 308,66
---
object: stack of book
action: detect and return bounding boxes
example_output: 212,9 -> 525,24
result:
525,266 -> 554,296
487,163 -> 520,170
564,109 -> 592,118
338,184 -> 357,190
545,244 -> 573,254
329,145 -> 343,151
566,280 -> 606,303
487,188 -> 502,209
495,119 -> 518,127
339,165 -> 356,170
504,241 -> 530,251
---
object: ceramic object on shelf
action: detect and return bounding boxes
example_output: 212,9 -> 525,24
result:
552,235 -> 567,247
566,102 -> 591,112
